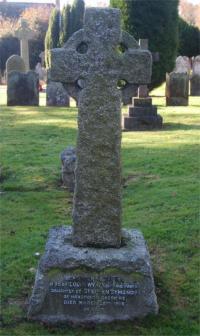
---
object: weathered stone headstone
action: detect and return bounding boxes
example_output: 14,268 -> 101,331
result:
46,81 -> 70,107
28,8 -> 158,325
190,55 -> 200,96
123,39 -> 163,130
7,71 -> 39,106
15,19 -> 34,71
166,72 -> 189,106
175,56 -> 191,74
6,55 -> 26,77
60,146 -> 76,192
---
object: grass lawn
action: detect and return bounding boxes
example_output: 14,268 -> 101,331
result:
0,85 -> 199,336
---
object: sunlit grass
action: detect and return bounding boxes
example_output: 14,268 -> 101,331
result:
0,85 -> 200,336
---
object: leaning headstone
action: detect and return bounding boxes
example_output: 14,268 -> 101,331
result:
166,72 -> 189,106
190,55 -> 200,96
60,146 -> 76,192
15,19 -> 34,71
46,81 -> 70,107
28,8 -> 158,325
123,39 -> 162,130
7,71 -> 39,106
6,55 -> 26,77
175,56 -> 191,74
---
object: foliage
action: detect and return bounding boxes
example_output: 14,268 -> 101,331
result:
110,0 -> 179,89
45,0 -> 85,66
0,6 -> 51,72
21,6 -> 52,69
179,0 -> 200,28
45,8 -> 60,67
70,0 -> 85,39
0,86 -> 200,335
0,16 -> 18,37
0,34 -> 20,74
178,17 -> 200,57
59,4 -> 71,46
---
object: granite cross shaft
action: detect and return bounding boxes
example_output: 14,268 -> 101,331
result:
50,8 -> 152,248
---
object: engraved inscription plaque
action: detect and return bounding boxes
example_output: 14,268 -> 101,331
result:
48,275 -> 142,312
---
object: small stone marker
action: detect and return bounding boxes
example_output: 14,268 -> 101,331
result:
60,146 -> 76,192
123,39 -> 162,130
46,81 -> 70,107
166,72 -> 189,106
6,55 -> 26,78
7,71 -> 39,106
15,19 -> 34,71
28,8 -> 158,325
190,55 -> 200,96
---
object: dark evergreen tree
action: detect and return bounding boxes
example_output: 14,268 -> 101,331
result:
178,18 -> 200,57
0,35 -> 20,74
70,0 -> 85,36
45,8 -> 60,67
110,0 -> 179,89
60,4 -> 71,46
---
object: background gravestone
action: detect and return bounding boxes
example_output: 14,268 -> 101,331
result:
123,39 -> 163,130
28,8 -> 158,325
166,72 -> 189,106
46,81 -> 70,107
165,55 -> 190,106
190,55 -> 200,96
175,56 -> 191,74
6,55 -> 26,79
7,71 -> 39,106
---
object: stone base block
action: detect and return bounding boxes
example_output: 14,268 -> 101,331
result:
28,226 -> 158,325
166,97 -> 188,106
128,106 -> 157,117
133,97 -> 152,107
124,115 -> 162,131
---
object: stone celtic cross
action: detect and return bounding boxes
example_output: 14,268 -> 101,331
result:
15,19 -> 34,71
50,8 -> 152,248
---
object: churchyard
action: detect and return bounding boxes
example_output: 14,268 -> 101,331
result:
1,82 -> 199,335
0,1 -> 200,335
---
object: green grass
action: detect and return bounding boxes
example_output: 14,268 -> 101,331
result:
0,85 -> 200,336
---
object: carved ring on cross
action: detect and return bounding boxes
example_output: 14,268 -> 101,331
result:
63,30 -> 140,105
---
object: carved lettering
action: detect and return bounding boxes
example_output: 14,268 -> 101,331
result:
49,276 -> 143,309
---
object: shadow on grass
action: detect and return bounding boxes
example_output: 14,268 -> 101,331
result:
163,123 -> 200,131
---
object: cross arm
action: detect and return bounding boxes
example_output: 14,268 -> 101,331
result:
50,29 -> 89,84
119,49 -> 152,84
